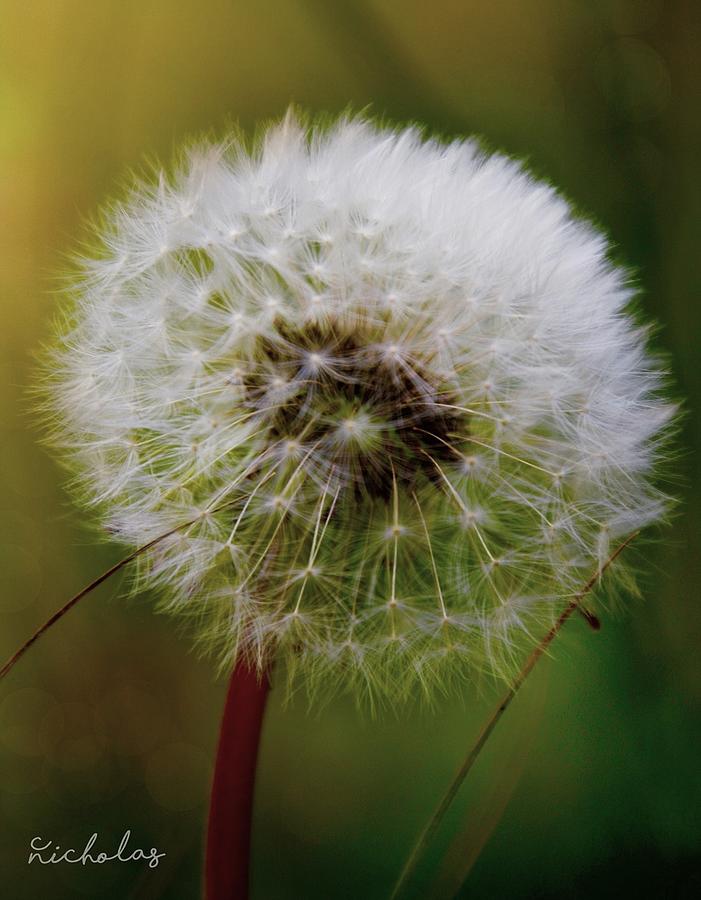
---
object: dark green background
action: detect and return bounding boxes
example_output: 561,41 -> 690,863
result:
1,1 -> 699,897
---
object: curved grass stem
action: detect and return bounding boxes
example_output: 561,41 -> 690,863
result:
388,531 -> 638,900
0,523 -> 188,681
0,499 -> 243,683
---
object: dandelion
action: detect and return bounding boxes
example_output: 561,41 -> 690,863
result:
17,110 -> 675,898
43,111 -> 672,703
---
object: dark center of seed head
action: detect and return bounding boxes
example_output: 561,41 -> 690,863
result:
244,318 -> 465,499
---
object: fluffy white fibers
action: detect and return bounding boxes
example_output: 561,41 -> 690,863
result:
45,112 -> 675,703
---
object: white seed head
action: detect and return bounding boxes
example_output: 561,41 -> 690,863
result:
44,111 -> 675,704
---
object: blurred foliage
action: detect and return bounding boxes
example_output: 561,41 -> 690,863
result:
1,1 -> 699,897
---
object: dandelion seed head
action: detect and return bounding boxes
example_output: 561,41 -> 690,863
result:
44,110 -> 675,704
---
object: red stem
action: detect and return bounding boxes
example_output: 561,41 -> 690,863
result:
205,658 -> 271,900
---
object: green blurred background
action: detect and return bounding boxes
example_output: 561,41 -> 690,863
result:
1,1 -> 699,897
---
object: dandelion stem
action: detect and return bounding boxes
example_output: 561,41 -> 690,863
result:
205,657 -> 271,900
388,531 -> 637,900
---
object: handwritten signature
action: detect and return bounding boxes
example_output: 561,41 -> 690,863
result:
28,830 -> 166,869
